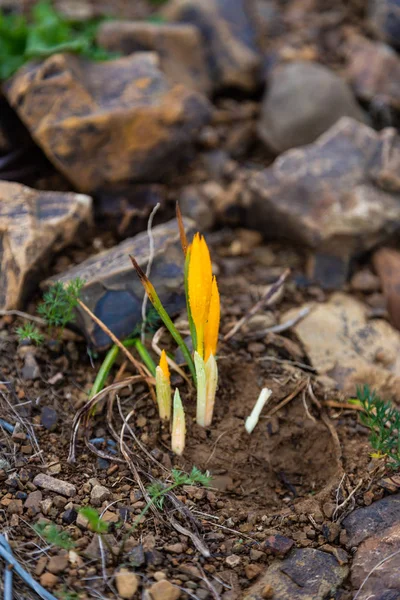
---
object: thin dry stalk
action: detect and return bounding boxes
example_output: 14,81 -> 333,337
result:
0,310 -> 45,325
333,477 -> 363,522
223,268 -> 291,341
141,202 -> 161,344
266,379 -> 308,417
245,306 -> 311,340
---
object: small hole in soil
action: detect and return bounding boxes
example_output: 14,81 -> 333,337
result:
146,359 -> 341,515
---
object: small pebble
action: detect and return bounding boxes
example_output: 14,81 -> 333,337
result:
149,580 -> 181,600
90,484 -> 110,507
115,568 -> 139,599
225,554 -> 241,568
33,474 -> 76,497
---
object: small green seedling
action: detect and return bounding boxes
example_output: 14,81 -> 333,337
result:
38,278 -> 85,331
15,322 -> 44,346
79,507 -> 110,534
354,384 -> 400,469
34,522 -> 75,550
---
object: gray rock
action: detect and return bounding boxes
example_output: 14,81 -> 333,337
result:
21,353 -> 41,381
90,484 -> 111,507
244,548 -> 348,600
4,53 -> 211,194
40,406 -> 58,431
369,0 -> 400,50
24,490 -> 42,511
350,523 -> 400,600
163,0 -> 261,91
0,181 -> 92,310
47,218 -> 195,349
97,21 -> 211,95
343,492 -> 400,548
258,61 -> 366,153
248,118 -> 400,288
178,185 -> 216,231
346,34 -> 400,111
33,474 -> 76,498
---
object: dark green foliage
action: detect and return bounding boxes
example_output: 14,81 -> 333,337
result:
0,0 -> 119,80
15,322 -> 44,345
34,522 -> 75,550
37,278 -> 84,330
356,384 -> 400,469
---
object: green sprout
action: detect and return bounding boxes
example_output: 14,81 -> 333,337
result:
15,322 -> 44,345
37,278 -> 84,331
34,522 -> 75,550
354,384 -> 400,469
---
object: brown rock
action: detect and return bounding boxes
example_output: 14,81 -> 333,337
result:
258,61 -> 366,154
4,53 -> 211,193
97,22 -> 211,94
264,535 -> 294,557
163,0 -> 261,91
48,217 -> 195,348
7,499 -> 23,515
47,553 -> 68,574
0,181 -> 91,310
373,247 -> 400,330
346,34 -> 400,110
164,543 -> 184,554
150,579 -> 181,600
115,568 -> 139,599
35,556 -> 47,577
245,563 -> 262,580
350,269 -> 381,293
248,118 -> 400,289
40,572 -> 59,589
24,490 -> 43,512
33,474 -> 76,498
284,293 -> 400,398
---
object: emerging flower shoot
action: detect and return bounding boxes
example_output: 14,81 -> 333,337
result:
155,350 -> 171,421
187,233 -> 220,427
171,388 -> 186,455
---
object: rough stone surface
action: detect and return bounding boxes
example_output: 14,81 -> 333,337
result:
373,247 -> 400,330
115,568 -> 139,599
24,490 -> 42,511
258,61 -> 366,153
0,180 -> 92,310
284,293 -> 400,398
90,484 -> 111,507
4,52 -> 211,193
40,572 -> 58,589
350,523 -> 400,600
97,21 -> 211,94
33,474 -> 76,498
343,492 -> 400,548
244,548 -> 348,600
149,579 -> 181,600
163,0 -> 261,91
47,217 -> 195,348
264,535 -> 294,557
248,118 -> 400,288
47,554 -> 68,575
369,0 -> 400,50
346,34 -> 400,111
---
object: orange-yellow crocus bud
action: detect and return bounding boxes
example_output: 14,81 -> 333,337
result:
188,233 -> 212,357
155,350 -> 171,421
204,276 -> 220,362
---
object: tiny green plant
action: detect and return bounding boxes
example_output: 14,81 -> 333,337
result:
38,278 -> 85,331
15,322 -> 44,345
354,384 -> 400,469
0,0 -> 120,80
79,507 -> 110,534
34,522 -> 75,550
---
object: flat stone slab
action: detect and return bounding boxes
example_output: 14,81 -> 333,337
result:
33,474 -> 76,498
48,217 -> 194,348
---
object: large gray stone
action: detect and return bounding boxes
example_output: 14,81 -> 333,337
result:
0,180 -> 92,310
48,218 -> 194,349
248,118 -> 400,288
343,493 -> 400,548
163,0 -> 261,91
244,548 -> 348,600
258,61 -> 366,153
